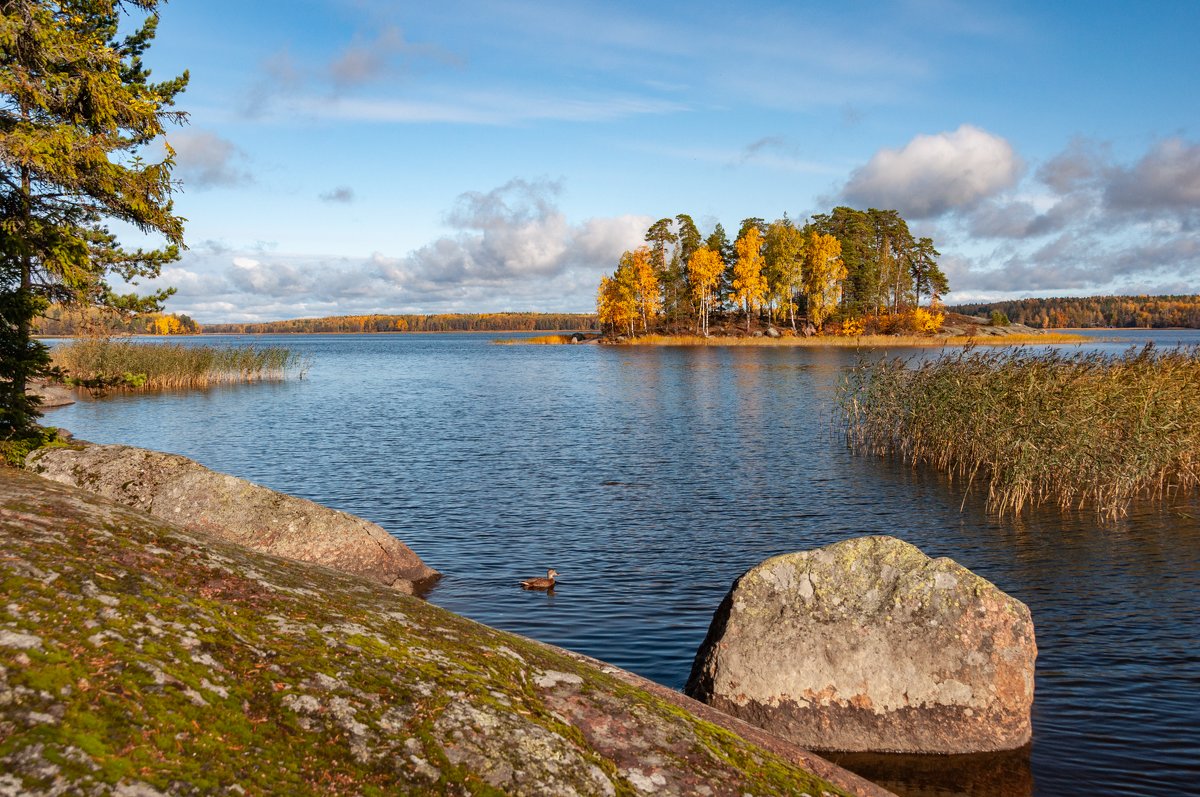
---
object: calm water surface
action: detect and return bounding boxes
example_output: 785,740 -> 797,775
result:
45,330 -> 1200,796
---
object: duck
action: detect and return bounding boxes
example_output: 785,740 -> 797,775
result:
520,569 -> 559,591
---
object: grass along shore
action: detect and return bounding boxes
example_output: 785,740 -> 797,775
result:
51,339 -> 308,392
612,331 -> 1089,347
837,344 -> 1200,518
497,331 -> 1090,346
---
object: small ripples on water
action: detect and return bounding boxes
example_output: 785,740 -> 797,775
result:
44,330 -> 1200,797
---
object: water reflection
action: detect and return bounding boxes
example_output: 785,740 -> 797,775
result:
43,330 -> 1200,797
829,748 -> 1034,797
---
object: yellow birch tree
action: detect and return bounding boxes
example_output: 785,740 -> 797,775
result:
731,226 -> 767,332
630,246 -> 662,332
687,246 -> 724,336
803,232 -> 846,331
763,219 -> 806,331
597,265 -> 637,337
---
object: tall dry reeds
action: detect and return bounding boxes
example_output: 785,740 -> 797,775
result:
52,339 -> 308,392
837,344 -> 1200,517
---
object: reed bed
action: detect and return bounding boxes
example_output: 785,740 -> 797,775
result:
623,332 -> 1087,347
52,339 -> 308,392
940,332 -> 1090,345
837,344 -> 1200,518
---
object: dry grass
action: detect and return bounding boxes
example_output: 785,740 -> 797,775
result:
617,332 -> 1089,347
836,344 -> 1200,518
492,334 -> 576,345
52,339 -> 308,392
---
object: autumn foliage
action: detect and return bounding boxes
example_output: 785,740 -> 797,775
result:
596,209 -> 948,339
33,305 -> 199,336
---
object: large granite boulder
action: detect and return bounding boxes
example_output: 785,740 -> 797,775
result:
685,536 -> 1035,754
26,443 -> 439,592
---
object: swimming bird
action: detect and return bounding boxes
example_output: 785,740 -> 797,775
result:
520,569 -> 559,590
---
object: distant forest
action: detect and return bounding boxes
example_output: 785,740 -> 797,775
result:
949,296 -> 1200,329
201,313 -> 598,334
33,308 -> 597,336
34,306 -> 200,336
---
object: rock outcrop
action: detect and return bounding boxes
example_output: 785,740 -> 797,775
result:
26,443 -> 439,592
26,379 -> 76,408
685,536 -> 1036,754
0,468 -> 890,796
937,315 -> 1042,338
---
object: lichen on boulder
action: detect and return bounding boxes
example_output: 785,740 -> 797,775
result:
25,443 -> 438,592
0,468 -> 889,796
685,535 -> 1036,754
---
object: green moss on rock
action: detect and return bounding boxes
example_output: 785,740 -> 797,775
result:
1,469 -> 880,796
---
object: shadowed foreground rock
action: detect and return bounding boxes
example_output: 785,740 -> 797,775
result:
685,536 -> 1036,754
0,469 -> 891,796
26,443 -> 438,592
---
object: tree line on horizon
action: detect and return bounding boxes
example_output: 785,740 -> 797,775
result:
33,305 -> 200,336
950,296 -> 1200,329
31,308 -> 598,336
201,312 -> 597,335
596,208 -> 950,337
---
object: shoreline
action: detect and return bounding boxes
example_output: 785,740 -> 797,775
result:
1,457 -> 891,796
36,329 -> 598,339
35,325 -> 1198,342
601,331 -> 1092,347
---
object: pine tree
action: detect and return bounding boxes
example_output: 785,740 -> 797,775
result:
1,0 -> 187,438
909,237 -> 948,306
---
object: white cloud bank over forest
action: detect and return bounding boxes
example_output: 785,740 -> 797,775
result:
142,133 -> 1200,321
139,179 -> 649,323
839,129 -> 1200,301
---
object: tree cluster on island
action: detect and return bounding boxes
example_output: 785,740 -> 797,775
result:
596,209 -> 950,339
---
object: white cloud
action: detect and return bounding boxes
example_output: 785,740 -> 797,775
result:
841,124 -> 1023,218
328,26 -> 461,92
291,92 -> 687,127
131,179 -> 650,323
1105,138 -> 1200,217
320,186 -> 356,204
169,130 -> 252,188
907,136 -> 1200,300
245,26 -> 461,114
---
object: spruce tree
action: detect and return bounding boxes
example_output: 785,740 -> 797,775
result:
0,0 -> 186,440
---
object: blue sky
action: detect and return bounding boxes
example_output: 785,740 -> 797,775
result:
131,0 -> 1199,321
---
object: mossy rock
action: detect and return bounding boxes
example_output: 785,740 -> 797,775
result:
0,469 -> 886,796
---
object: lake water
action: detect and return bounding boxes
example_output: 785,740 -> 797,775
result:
44,329 -> 1200,797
